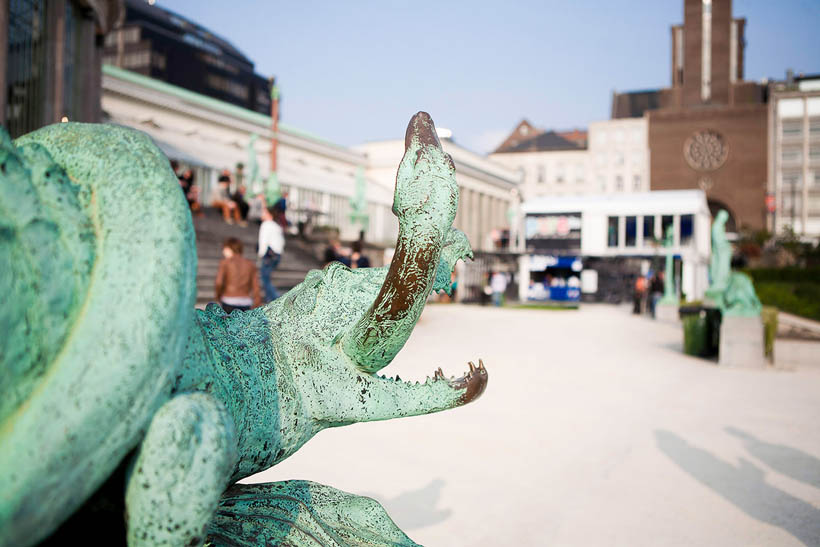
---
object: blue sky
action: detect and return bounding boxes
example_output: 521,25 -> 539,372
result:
158,0 -> 819,153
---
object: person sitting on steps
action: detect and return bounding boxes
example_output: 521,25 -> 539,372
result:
211,171 -> 245,226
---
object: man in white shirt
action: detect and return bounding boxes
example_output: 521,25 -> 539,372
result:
258,206 -> 285,302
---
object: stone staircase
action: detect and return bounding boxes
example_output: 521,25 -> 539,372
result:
193,209 -> 322,308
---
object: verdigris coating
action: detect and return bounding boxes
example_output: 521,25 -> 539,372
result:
0,112 -> 486,546
660,224 -> 677,305
704,209 -> 761,317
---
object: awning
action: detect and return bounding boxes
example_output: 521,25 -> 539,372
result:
150,137 -> 212,168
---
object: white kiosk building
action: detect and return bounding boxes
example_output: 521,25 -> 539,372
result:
519,190 -> 712,304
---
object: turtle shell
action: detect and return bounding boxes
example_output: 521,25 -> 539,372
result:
0,123 -> 196,546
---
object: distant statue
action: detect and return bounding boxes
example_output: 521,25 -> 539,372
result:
705,209 -> 761,316
349,165 -> 370,234
705,209 -> 731,304
660,224 -> 678,305
246,133 -> 261,194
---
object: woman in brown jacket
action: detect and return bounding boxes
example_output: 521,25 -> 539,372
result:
215,237 -> 261,313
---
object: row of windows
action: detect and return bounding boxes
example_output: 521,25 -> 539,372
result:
781,146 -> 820,164
782,171 -> 820,188
781,192 -> 820,217
103,27 -> 140,48
606,214 -> 693,248
205,73 -> 249,101
593,151 -> 644,166
781,119 -> 820,138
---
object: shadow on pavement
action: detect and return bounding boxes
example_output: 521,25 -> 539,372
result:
655,430 -> 820,547
363,478 -> 452,530
725,427 -> 820,490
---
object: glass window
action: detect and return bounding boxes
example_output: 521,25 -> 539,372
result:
782,121 -> 802,137
783,173 -> 802,188
625,216 -> 637,247
615,152 -> 624,166
633,174 -> 642,191
782,148 -> 802,163
556,164 -> 565,183
537,165 -> 545,183
680,214 -> 694,246
615,176 -> 624,191
643,215 -> 655,242
810,120 -> 820,136
597,176 -> 606,192
809,147 -> 820,161
607,216 -> 619,247
662,215 -> 674,239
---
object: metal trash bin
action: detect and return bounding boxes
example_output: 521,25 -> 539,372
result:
680,305 -> 721,358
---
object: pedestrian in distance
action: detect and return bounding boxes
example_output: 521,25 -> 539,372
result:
258,206 -> 285,303
215,237 -> 261,314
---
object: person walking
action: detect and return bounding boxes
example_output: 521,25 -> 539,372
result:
490,271 -> 508,307
215,238 -> 261,313
649,271 -> 664,317
258,206 -> 285,303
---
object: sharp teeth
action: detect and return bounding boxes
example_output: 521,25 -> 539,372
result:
395,375 -> 401,382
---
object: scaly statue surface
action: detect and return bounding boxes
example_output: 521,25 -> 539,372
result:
659,224 -> 677,305
704,209 -> 761,316
0,112 -> 487,546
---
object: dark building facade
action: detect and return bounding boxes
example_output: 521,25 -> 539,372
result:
613,0 -> 768,231
1,0 -> 124,138
103,0 -> 271,116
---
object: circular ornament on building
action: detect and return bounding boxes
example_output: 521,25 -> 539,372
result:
684,130 -> 728,171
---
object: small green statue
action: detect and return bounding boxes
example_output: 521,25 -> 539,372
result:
0,112 -> 486,546
704,209 -> 761,316
246,133 -> 262,195
659,224 -> 677,305
349,165 -> 370,232
705,210 -> 731,305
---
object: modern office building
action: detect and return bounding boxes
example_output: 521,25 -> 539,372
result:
767,74 -> 820,238
1,0 -> 124,138
102,0 -> 271,115
519,190 -> 712,304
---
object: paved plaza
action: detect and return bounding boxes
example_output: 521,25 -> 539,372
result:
249,304 -> 820,546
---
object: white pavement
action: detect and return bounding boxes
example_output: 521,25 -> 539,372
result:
248,304 -> 820,546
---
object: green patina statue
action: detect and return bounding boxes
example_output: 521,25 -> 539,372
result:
348,166 -> 369,233
0,112 -> 486,546
704,209 -> 761,317
246,133 -> 262,195
659,225 -> 677,305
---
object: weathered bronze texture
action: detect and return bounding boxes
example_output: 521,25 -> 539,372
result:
0,112 -> 486,546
